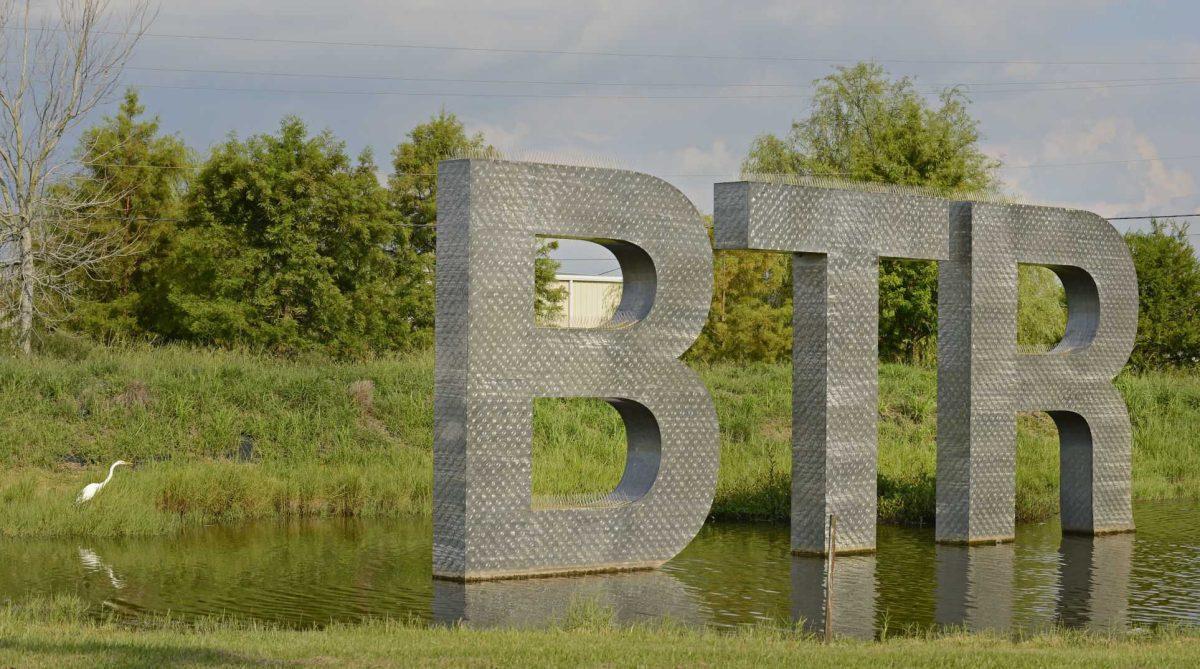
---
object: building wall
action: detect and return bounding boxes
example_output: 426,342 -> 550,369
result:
543,274 -> 623,328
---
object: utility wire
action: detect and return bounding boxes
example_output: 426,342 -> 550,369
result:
121,78 -> 1200,101
1109,213 -> 1200,220
55,27 -> 1200,67
47,214 -> 1200,233
129,82 -> 808,101
74,162 -> 808,178
1004,155 -> 1200,169
123,65 -> 1200,92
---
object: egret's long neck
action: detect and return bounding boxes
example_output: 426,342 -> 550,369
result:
102,463 -> 120,486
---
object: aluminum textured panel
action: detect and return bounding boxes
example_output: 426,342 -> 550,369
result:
434,159 -> 718,580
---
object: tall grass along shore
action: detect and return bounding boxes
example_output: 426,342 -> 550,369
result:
2,595 -> 1198,668
1,342 -> 1197,537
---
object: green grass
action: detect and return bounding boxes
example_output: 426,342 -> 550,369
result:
1,595 -> 1198,668
1,342 -> 1198,536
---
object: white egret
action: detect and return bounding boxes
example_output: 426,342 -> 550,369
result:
76,460 -> 129,504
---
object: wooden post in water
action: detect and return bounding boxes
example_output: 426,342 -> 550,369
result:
824,514 -> 836,643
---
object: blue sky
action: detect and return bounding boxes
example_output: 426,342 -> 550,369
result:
88,1 -> 1200,273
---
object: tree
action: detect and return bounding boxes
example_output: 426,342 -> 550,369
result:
688,234 -> 791,362
390,110 -> 488,255
697,63 -> 1000,362
158,118 -> 429,356
61,89 -> 192,339
389,111 -> 563,321
1126,221 -> 1200,370
0,0 -> 152,353
751,62 -> 997,190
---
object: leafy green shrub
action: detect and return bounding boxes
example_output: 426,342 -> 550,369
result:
1126,221 -> 1200,370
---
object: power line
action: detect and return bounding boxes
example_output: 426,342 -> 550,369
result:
958,78 -> 1200,94
80,151 -> 1200,174
89,28 -> 1200,67
1004,154 -> 1200,169
122,78 -> 1200,101
49,214 -> 435,227
74,162 -> 772,178
129,82 -> 808,101
50,212 -> 1200,231
126,65 -> 809,89
1109,213 -> 1200,220
124,65 -> 1200,92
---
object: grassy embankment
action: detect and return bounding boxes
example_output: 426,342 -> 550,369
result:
2,595 -> 1199,668
1,341 -> 1198,536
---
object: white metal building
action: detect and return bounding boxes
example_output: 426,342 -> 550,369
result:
543,274 -> 623,328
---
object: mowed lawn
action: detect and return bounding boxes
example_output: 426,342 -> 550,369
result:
2,596 -> 1199,669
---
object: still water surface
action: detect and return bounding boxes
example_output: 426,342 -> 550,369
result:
2,502 -> 1197,637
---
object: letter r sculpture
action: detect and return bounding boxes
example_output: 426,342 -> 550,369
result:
937,201 -> 1136,543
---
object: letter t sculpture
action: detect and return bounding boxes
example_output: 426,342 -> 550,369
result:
715,180 -> 949,554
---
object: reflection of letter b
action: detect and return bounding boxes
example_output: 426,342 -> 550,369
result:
433,159 -> 718,581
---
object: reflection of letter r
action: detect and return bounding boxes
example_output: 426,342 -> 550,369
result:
433,159 -> 718,581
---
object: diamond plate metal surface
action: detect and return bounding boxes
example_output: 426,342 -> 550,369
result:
715,181 -> 948,555
938,202 -> 1137,543
434,159 -> 718,581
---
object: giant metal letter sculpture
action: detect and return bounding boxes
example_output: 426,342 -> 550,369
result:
434,159 -> 718,580
714,181 -> 948,555
937,202 -> 1137,543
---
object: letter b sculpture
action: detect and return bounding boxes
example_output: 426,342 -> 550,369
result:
433,159 -> 718,580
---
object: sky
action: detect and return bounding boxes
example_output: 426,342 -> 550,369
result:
57,1 -> 1200,273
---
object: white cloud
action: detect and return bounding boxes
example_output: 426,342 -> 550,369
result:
673,139 -> 738,176
1000,117 -> 1195,217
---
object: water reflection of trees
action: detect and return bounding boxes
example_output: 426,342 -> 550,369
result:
0,519 -> 434,627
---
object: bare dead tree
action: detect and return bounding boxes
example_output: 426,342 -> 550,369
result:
0,0 -> 152,353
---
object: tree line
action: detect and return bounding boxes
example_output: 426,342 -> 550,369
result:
11,93 -> 564,357
5,64 -> 1199,370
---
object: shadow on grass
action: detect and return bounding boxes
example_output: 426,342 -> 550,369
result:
0,637 -> 289,669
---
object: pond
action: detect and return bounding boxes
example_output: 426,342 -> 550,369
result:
2,501 -> 1197,637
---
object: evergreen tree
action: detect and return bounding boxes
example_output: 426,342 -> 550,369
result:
688,232 -> 791,362
63,89 -> 192,339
